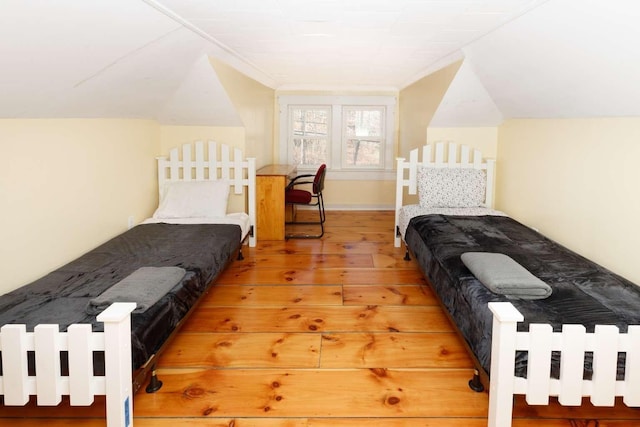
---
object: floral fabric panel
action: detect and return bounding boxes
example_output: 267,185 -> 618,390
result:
417,166 -> 486,208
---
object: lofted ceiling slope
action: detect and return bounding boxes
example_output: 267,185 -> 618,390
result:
1,0 -> 640,124
459,0 -> 640,119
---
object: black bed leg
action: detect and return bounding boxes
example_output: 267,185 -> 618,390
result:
146,368 -> 163,393
237,247 -> 244,261
403,248 -> 411,261
468,369 -> 484,392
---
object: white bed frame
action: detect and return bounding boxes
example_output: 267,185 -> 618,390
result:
156,140 -> 257,246
489,302 -> 640,427
0,141 -> 256,426
395,142 -> 640,426
394,141 -> 495,247
0,302 -> 136,427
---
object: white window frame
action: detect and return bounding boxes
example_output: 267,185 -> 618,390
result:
278,95 -> 396,180
341,105 -> 386,170
288,105 -> 332,168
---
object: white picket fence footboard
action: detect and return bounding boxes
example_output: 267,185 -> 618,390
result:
0,302 -> 136,427
488,302 -> 640,427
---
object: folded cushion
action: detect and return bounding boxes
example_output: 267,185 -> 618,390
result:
461,252 -> 552,300
87,266 -> 187,314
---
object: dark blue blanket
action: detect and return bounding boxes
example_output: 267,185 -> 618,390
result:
0,223 -> 240,371
405,214 -> 640,378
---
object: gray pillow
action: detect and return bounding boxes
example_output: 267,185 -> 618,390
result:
461,252 -> 552,300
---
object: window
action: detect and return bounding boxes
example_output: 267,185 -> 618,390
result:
279,95 -> 396,179
342,106 -> 384,169
290,106 -> 330,167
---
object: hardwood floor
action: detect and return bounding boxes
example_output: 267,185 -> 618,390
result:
2,210 -> 640,426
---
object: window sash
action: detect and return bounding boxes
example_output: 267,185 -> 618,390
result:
341,106 -> 385,169
279,95 -> 396,178
288,106 -> 331,167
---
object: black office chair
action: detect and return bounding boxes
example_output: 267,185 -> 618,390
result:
285,164 -> 326,239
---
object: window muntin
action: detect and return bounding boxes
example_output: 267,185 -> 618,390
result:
342,106 -> 385,169
290,106 -> 330,167
279,95 -> 396,178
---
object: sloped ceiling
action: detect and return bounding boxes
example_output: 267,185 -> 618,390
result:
157,56 -> 242,126
0,0 -> 241,125
459,0 -> 640,119
430,60 -> 503,127
1,0 -> 640,124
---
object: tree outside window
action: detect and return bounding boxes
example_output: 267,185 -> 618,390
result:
343,106 -> 384,168
290,106 -> 330,166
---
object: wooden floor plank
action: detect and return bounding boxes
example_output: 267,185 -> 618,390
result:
308,420 -> 574,427
181,306 -> 453,333
216,267 -> 427,286
319,332 -> 473,369
342,284 -> 436,306
297,230 -> 392,243
0,396 -> 105,418
4,418 -> 630,427
372,253 -> 417,268
243,254 -> 374,269
159,332 -> 321,368
201,285 -> 343,306
0,421 -> 108,427
133,368 -> 489,418
254,240 -> 407,256
511,394 -> 640,420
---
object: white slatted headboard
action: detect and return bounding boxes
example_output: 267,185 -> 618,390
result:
394,141 -> 495,247
156,141 -> 257,247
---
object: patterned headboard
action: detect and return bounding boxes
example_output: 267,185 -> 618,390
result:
394,141 -> 495,247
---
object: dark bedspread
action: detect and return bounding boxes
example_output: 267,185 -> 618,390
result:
404,214 -> 640,377
0,223 -> 241,370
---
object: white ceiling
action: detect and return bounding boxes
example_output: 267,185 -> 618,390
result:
149,0 -> 547,89
2,0 -> 640,124
462,0 -> 640,119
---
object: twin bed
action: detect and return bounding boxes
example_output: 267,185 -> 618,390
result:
0,141 -> 255,427
395,142 -> 640,427
4,139 -> 640,427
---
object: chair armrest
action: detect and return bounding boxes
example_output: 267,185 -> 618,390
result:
286,174 -> 315,189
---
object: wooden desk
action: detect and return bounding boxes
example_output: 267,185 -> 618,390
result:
256,164 -> 297,240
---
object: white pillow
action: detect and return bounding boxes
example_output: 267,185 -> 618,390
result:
417,167 -> 486,208
153,180 -> 229,219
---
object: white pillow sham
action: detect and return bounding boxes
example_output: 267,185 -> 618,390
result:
153,180 -> 230,219
417,166 -> 486,208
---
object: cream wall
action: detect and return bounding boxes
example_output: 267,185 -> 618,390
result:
0,119 -> 159,294
321,180 -> 397,210
159,125 -> 245,153
496,118 -> 640,284
159,125 -> 247,213
398,60 -> 462,156
210,58 -> 275,168
427,127 -> 498,159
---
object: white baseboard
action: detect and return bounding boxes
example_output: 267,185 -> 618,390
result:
296,204 -> 394,211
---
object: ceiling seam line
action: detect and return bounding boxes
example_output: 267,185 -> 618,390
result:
139,0 -> 276,88
72,27 -> 183,89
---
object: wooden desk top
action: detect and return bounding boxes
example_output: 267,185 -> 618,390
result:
256,164 -> 297,177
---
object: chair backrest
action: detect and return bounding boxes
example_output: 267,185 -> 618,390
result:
313,164 -> 327,194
